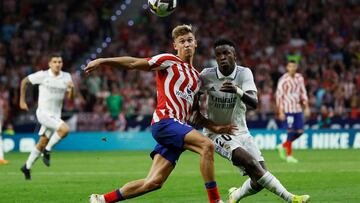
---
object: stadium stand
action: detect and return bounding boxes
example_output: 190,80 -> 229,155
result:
1,0 -> 359,132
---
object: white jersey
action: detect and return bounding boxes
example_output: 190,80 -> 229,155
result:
200,65 -> 257,135
28,69 -> 72,116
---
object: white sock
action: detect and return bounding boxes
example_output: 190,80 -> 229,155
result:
235,178 -> 259,200
26,148 -> 41,169
257,171 -> 293,202
45,132 -> 62,151
0,135 -> 4,160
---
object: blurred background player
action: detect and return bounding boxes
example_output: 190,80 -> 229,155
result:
276,60 -> 310,163
194,39 -> 309,203
85,24 -> 236,203
19,53 -> 74,180
105,84 -> 124,131
0,88 -> 9,164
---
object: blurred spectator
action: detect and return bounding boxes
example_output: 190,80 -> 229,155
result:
106,84 -> 125,131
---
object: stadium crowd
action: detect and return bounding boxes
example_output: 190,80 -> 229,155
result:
1,0 -> 359,131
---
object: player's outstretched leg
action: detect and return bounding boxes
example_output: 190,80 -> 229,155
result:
43,123 -> 70,167
183,130 -> 223,203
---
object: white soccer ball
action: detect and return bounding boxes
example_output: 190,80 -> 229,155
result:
148,0 -> 177,17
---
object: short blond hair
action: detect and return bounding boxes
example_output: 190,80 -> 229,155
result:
172,24 -> 194,40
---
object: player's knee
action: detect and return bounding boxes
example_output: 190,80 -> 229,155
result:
246,159 -> 265,178
243,158 -> 258,170
58,123 -> 70,135
202,139 -> 215,154
36,137 -> 48,150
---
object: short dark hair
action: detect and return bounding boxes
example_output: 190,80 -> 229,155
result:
213,38 -> 236,49
48,52 -> 62,61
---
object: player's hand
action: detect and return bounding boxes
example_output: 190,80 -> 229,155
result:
211,124 -> 238,135
84,59 -> 102,75
278,111 -> 286,121
219,81 -> 237,93
67,81 -> 74,91
304,107 -> 311,119
19,100 -> 29,111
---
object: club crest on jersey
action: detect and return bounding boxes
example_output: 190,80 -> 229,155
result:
208,86 -> 216,92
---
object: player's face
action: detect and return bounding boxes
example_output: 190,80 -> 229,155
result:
215,45 -> 236,76
286,62 -> 298,75
173,33 -> 197,61
49,57 -> 63,75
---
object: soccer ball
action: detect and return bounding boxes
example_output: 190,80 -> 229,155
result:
148,0 -> 177,17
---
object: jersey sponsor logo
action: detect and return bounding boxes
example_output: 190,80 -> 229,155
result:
210,95 -> 236,109
44,85 -> 66,94
175,85 -> 194,104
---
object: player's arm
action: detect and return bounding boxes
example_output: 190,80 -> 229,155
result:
220,82 -> 258,109
190,94 -> 238,135
192,111 -> 238,135
299,76 -> 310,117
84,57 -> 150,74
275,79 -> 286,120
19,77 -> 31,111
66,81 -> 75,100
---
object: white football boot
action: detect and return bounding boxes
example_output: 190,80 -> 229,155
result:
89,194 -> 106,203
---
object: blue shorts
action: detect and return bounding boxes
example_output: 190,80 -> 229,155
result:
282,112 -> 304,131
150,118 -> 194,166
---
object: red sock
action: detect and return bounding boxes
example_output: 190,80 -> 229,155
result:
282,141 -> 292,156
104,189 -> 124,203
205,182 -> 221,203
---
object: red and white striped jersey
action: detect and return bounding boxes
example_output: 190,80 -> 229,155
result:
276,73 -> 308,113
147,53 -> 201,124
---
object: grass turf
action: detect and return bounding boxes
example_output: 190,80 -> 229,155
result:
0,149 -> 359,203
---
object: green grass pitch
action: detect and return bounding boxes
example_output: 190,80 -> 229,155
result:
0,149 -> 359,203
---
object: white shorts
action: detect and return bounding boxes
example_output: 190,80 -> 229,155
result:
207,132 -> 264,175
36,109 -> 64,138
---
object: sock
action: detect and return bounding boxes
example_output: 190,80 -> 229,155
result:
45,132 -> 62,151
282,141 -> 292,156
205,181 -> 221,203
0,135 -> 4,160
104,189 -> 125,203
26,148 -> 41,169
235,178 -> 259,200
257,171 -> 293,202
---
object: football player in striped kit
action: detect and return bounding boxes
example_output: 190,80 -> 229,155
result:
193,38 -> 309,203
276,60 -> 310,163
85,25 -> 235,203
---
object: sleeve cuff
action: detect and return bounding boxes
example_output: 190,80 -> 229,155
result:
235,86 -> 244,97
